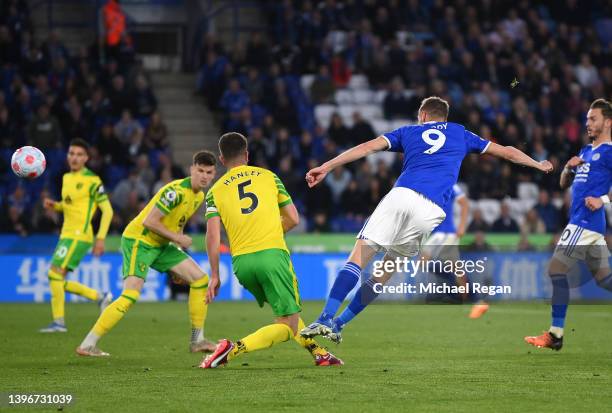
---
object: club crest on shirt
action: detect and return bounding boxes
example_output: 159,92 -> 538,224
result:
76,182 -> 83,190
592,153 -> 600,161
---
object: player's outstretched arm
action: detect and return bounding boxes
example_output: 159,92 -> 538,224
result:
306,136 -> 389,187
280,203 -> 299,233
93,199 -> 114,256
205,216 -> 222,303
485,142 -> 553,173
43,197 -> 63,212
142,206 -> 192,249
560,156 -> 584,189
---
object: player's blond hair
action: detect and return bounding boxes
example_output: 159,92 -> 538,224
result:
419,96 -> 449,120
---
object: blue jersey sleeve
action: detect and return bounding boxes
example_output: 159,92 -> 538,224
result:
383,126 -> 408,152
464,130 -> 490,154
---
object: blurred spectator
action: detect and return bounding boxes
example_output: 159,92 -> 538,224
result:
383,77 -> 412,120
153,167 -> 173,194
27,104 -> 62,150
132,75 -> 157,118
112,169 -> 149,211
0,106 -> 17,148
492,202 -> 520,233
135,154 -> 155,190
340,179 -> 364,217
310,65 -> 335,104
468,231 -> 492,252
277,156 -> 301,198
467,209 -> 490,232
350,112 -> 376,145
100,0 -> 128,63
114,109 -> 143,145
330,53 -> 351,87
534,190 -> 561,233
97,122 -> 127,165
220,79 -> 250,123
574,54 -> 599,88
247,127 -> 270,167
327,113 -> 351,148
144,111 -> 168,150
517,233 -> 536,251
2,205 -> 30,236
7,185 -> 31,214
325,166 -> 351,204
119,190 -> 144,227
31,189 -> 60,233
108,75 -> 132,117
312,212 -> 331,232
521,209 -> 546,235
87,146 -> 106,176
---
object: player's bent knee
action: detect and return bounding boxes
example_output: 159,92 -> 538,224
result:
548,259 -> 569,276
190,274 -> 209,288
50,265 -> 67,277
124,275 -> 145,291
276,314 -> 299,336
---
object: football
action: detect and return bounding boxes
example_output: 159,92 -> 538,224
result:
11,146 -> 46,179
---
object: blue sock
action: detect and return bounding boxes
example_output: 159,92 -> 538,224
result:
336,277 -> 380,328
319,262 -> 361,321
551,274 -> 569,328
596,273 -> 612,292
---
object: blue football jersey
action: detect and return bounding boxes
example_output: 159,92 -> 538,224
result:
569,143 -> 612,234
432,184 -> 465,234
383,122 -> 489,209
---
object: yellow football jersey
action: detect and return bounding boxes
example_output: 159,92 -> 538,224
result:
123,177 -> 205,247
205,165 -> 292,256
57,168 -> 108,242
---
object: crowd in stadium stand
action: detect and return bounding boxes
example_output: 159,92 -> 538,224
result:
1,0 -> 611,239
0,0 -> 182,235
197,0 -> 611,234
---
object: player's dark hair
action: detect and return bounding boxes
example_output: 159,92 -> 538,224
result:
69,138 -> 90,155
192,150 -> 216,166
419,96 -> 449,120
218,132 -> 247,160
590,99 -> 612,120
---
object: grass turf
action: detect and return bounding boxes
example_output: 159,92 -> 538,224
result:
0,301 -> 611,412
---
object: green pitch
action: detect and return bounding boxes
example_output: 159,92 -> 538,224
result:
1,302 -> 610,412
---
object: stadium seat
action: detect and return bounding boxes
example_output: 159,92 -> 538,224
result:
517,182 -> 539,201
477,199 -> 502,224
506,198 -> 536,225
353,89 -> 374,104
391,118 -> 413,130
358,104 -> 384,121
314,104 -> 337,129
300,74 -> 316,97
373,90 -> 388,104
335,89 -> 354,105
372,119 -> 391,135
348,75 -> 369,90
338,105 -> 358,126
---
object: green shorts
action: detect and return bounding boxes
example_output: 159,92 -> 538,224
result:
51,238 -> 92,271
232,248 -> 301,317
121,237 -> 189,280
